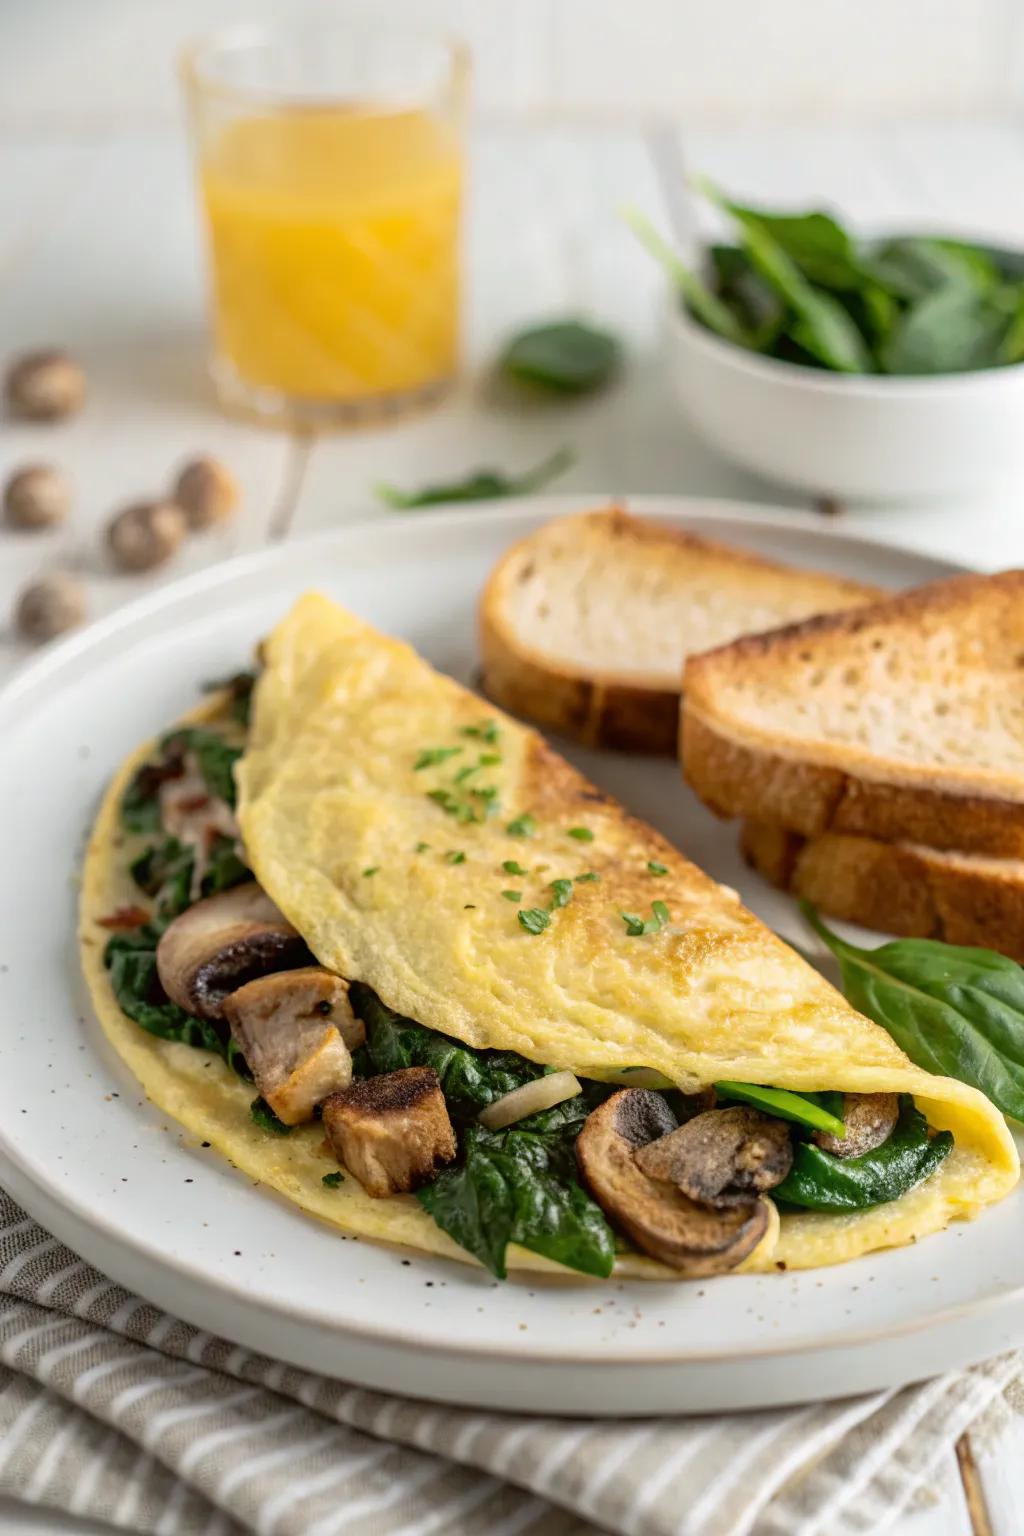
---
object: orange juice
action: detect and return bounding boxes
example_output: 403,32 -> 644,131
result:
199,107 -> 462,405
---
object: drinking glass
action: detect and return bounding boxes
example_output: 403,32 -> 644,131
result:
182,22 -> 468,427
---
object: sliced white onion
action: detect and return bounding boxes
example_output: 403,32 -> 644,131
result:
478,1071 -> 582,1130
602,1066 -> 677,1091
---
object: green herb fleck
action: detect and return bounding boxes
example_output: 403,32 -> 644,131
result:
502,889 -> 523,902
322,1171 -> 344,1188
414,746 -> 463,771
362,867 -> 379,878
502,860 -> 529,876
453,763 -> 479,784
575,871 -> 600,883
461,720 -> 500,744
415,842 -> 431,854
446,850 -> 467,865
647,860 -> 668,875
479,753 -> 502,767
518,908 -> 551,935
621,902 -> 671,937
548,878 -> 574,909
507,813 -> 537,838
567,826 -> 594,842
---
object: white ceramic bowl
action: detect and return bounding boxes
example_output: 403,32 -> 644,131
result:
666,300 -> 1024,502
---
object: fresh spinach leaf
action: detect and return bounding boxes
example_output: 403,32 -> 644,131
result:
699,180 -> 872,373
418,1121 -> 614,1279
350,983 -> 542,1120
713,204 -> 864,293
804,903 -> 1024,1123
714,1081 -> 846,1137
865,236 -> 1002,303
623,208 -> 750,346
999,285 -> 1024,365
881,283 -> 1010,374
500,320 -> 622,394
708,245 -> 785,346
774,1098 -> 952,1212
377,447 -> 573,510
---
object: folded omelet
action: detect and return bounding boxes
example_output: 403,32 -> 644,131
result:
79,593 -> 1018,1280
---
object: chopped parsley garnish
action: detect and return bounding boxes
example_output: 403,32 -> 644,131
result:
502,859 -> 529,876
446,850 -> 467,865
575,871 -> 600,883
473,785 -> 499,802
461,720 -> 500,744
548,878 -> 574,909
322,1171 -> 344,1188
453,763 -> 479,784
427,788 -> 478,823
502,889 -> 523,902
568,826 -> 594,842
518,908 -> 550,935
414,746 -> 463,771
507,813 -> 537,838
621,901 -> 671,937
362,867 -> 379,878
647,860 -> 668,875
479,753 -> 502,767
415,842 -> 431,853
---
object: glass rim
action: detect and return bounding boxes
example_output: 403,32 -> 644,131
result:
179,20 -> 470,109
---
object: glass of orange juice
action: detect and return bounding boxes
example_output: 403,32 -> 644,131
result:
182,23 -> 468,428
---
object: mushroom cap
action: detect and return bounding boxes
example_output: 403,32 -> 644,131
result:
155,882 -> 309,1020
813,1092 -> 900,1158
576,1089 -> 769,1276
635,1105 -> 793,1208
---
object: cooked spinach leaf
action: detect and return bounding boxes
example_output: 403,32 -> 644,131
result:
500,320 -> 621,395
160,728 -> 242,808
418,1119 -> 614,1279
804,903 -> 1024,1123
774,1098 -> 952,1212
714,1081 -> 846,1137
352,984 -> 613,1277
104,915 -> 250,1080
350,983 -> 542,1120
250,1097 -> 292,1136
377,447 -> 573,510
202,670 -> 257,727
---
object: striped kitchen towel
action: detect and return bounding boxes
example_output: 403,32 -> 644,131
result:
0,1190 -> 1015,1536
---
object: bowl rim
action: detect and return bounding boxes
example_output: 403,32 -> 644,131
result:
667,294 -> 1024,396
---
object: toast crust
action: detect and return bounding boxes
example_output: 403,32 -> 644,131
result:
479,506 -> 876,755
741,820 -> 1024,959
684,707 -> 1024,857
684,569 -> 1024,807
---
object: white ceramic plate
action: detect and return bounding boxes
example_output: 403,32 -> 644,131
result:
2,495 -> 1022,1417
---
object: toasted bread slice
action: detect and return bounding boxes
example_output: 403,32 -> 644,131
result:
478,506 -> 878,754
684,570 -> 1024,857
741,820 -> 1024,960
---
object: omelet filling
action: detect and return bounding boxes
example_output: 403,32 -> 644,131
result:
97,676 -> 955,1281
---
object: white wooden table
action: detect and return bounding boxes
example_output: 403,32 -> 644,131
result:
3,114 -> 1024,1534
